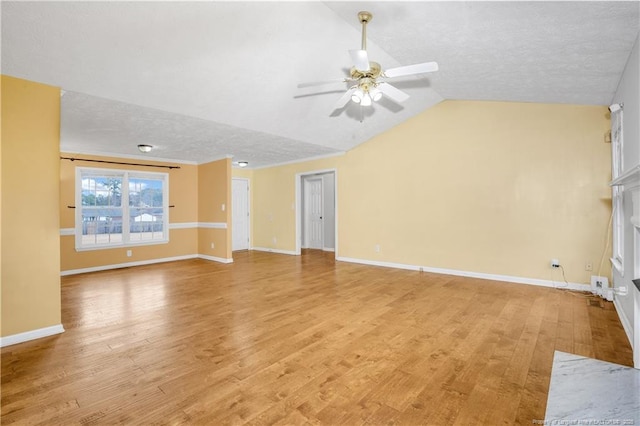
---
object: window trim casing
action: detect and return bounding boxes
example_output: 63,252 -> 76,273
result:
610,108 -> 624,275
75,167 -> 169,251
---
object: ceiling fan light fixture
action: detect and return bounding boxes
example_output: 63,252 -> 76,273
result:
360,93 -> 372,107
351,89 -> 364,104
369,87 -> 382,102
137,144 -> 153,153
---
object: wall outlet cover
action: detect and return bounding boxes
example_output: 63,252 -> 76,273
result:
590,275 -> 609,296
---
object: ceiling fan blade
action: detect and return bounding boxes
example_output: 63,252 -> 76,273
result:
297,79 -> 350,89
377,82 -> 410,104
332,87 -> 357,112
384,62 -> 439,78
349,49 -> 370,71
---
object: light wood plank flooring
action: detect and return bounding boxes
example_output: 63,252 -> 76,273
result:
1,250 -> 633,425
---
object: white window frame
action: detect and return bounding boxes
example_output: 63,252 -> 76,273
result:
611,109 -> 624,274
75,167 -> 169,251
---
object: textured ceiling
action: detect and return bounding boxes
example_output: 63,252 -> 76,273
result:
2,1 -> 638,167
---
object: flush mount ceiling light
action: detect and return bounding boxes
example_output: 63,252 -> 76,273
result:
137,144 -> 153,153
237,161 -> 249,168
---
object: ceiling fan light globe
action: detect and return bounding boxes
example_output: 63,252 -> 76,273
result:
351,88 -> 364,104
370,88 -> 382,102
361,94 -> 372,107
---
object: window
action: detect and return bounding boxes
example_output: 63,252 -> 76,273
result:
611,109 -> 624,273
76,167 -> 168,250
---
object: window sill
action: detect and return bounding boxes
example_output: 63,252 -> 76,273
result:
610,257 -> 624,276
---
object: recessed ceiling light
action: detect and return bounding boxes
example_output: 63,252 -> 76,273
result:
137,144 -> 153,153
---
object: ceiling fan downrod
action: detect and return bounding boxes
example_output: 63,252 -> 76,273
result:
358,11 -> 372,51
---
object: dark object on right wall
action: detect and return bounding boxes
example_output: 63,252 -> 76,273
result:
632,278 -> 640,292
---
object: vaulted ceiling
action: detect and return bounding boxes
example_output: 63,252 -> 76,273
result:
2,2 -> 638,168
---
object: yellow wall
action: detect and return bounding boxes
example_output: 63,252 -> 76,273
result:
59,153 -> 198,272
252,101 -> 612,284
1,75 -> 62,336
198,158 -> 232,259
252,157 -> 339,250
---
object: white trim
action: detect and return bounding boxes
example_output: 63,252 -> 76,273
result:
198,154 -> 233,165
198,222 -> 227,229
198,254 -> 233,264
251,247 -> 297,256
323,248 -> 335,252
62,223 -> 208,235
0,324 -> 65,348
253,152 -> 345,170
610,164 -> 640,189
295,168 -> 338,258
61,150 -> 198,165
169,222 -> 198,230
611,257 -> 625,276
60,254 -> 198,276
614,297 -> 634,348
336,256 -> 591,292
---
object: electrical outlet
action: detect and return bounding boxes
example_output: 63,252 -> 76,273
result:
616,286 -> 628,296
126,250 -> 132,257
272,237 -> 277,244
585,261 -> 593,271
551,259 -> 560,268
375,244 -> 380,253
210,242 -> 215,249
590,275 -> 609,297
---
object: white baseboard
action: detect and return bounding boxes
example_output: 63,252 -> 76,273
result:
1,324 -> 65,348
614,297 -> 634,348
251,247 -> 298,256
336,256 -> 591,292
323,248 -> 335,252
198,254 -> 233,264
60,254 -> 199,276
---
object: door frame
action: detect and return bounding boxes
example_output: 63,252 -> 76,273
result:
295,168 -> 337,257
231,177 -> 250,251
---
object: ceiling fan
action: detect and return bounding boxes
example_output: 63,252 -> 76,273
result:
298,11 -> 438,114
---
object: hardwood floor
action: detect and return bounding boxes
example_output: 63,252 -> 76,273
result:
1,250 -> 633,425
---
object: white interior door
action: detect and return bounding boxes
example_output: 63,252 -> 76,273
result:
232,178 -> 249,251
305,178 -> 323,249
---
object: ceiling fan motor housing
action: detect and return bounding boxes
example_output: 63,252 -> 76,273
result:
350,61 -> 381,81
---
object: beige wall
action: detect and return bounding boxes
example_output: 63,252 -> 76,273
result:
252,100 -> 612,285
1,75 -> 62,336
252,157 -> 339,250
59,153 -> 199,272
198,158 -> 232,259
60,155 -> 234,270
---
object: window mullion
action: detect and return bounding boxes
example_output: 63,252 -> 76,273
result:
122,172 -> 130,244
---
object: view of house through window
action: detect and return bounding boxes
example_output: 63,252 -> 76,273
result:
76,168 -> 168,250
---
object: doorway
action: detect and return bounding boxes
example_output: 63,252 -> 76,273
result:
232,178 -> 250,251
297,170 -> 336,256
